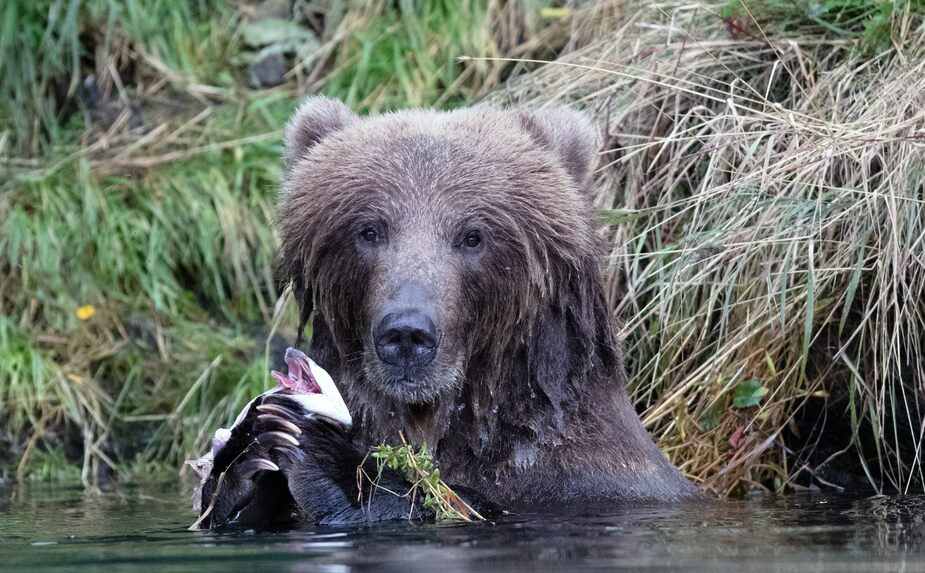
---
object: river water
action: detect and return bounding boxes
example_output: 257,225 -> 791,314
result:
2,483 -> 924,572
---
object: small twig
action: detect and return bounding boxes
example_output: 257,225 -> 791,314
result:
188,470 -> 227,531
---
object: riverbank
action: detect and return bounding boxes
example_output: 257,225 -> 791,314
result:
3,0 -> 924,495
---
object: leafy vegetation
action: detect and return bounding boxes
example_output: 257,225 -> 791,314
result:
366,435 -> 483,521
720,0 -> 925,54
733,380 -> 768,409
3,0 -> 925,500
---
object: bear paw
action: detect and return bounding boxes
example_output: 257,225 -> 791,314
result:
189,348 -> 351,529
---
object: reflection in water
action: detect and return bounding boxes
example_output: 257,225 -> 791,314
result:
2,483 -> 925,572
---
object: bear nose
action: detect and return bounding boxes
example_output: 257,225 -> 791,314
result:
375,310 -> 438,369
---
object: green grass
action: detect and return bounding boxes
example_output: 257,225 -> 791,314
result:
2,96 -> 295,480
7,0 -> 924,497
721,0 -> 925,53
0,0 -> 240,156
317,0 -> 551,110
0,0 -> 558,157
0,0 -> 564,483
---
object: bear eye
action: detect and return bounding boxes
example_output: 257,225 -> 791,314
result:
463,230 -> 482,249
359,228 -> 378,243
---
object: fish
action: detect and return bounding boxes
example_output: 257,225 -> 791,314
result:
186,348 -> 352,496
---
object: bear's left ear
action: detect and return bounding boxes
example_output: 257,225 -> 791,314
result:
284,96 -> 358,169
518,106 -> 600,189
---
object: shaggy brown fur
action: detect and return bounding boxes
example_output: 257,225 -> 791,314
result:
273,97 -> 698,509
194,98 -> 698,528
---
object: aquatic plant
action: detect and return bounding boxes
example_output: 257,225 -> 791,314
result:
364,435 -> 484,522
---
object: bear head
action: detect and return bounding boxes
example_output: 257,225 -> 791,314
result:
278,97 -> 618,431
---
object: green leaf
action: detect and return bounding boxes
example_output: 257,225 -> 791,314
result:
733,379 -> 768,409
698,405 -> 721,431
801,240 -> 816,382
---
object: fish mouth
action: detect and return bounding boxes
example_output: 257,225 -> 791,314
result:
270,348 -> 353,428
271,347 -> 322,394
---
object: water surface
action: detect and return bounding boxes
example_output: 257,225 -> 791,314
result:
2,483 -> 924,571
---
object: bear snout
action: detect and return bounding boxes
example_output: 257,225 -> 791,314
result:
374,309 -> 439,372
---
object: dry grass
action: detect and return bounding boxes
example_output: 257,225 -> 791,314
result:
492,0 -> 925,495
6,0 -> 925,496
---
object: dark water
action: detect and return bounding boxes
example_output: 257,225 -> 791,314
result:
2,483 -> 925,572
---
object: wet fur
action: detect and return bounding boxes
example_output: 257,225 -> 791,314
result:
196,99 -> 699,528
274,98 -> 699,509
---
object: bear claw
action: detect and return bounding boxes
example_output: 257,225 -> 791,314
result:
259,430 -> 300,447
238,458 -> 279,479
258,413 -> 302,435
256,403 -> 301,422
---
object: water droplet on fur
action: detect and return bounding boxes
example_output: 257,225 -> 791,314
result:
513,443 -> 538,469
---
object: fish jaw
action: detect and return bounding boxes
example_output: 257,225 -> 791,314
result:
271,348 -> 352,427
271,347 -> 321,394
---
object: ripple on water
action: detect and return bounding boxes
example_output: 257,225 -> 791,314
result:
3,484 -> 925,572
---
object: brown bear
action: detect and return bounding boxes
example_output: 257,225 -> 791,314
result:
196,97 -> 700,528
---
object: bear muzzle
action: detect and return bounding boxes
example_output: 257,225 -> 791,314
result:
374,308 -> 440,373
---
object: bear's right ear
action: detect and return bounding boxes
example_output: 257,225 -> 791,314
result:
283,96 -> 358,169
